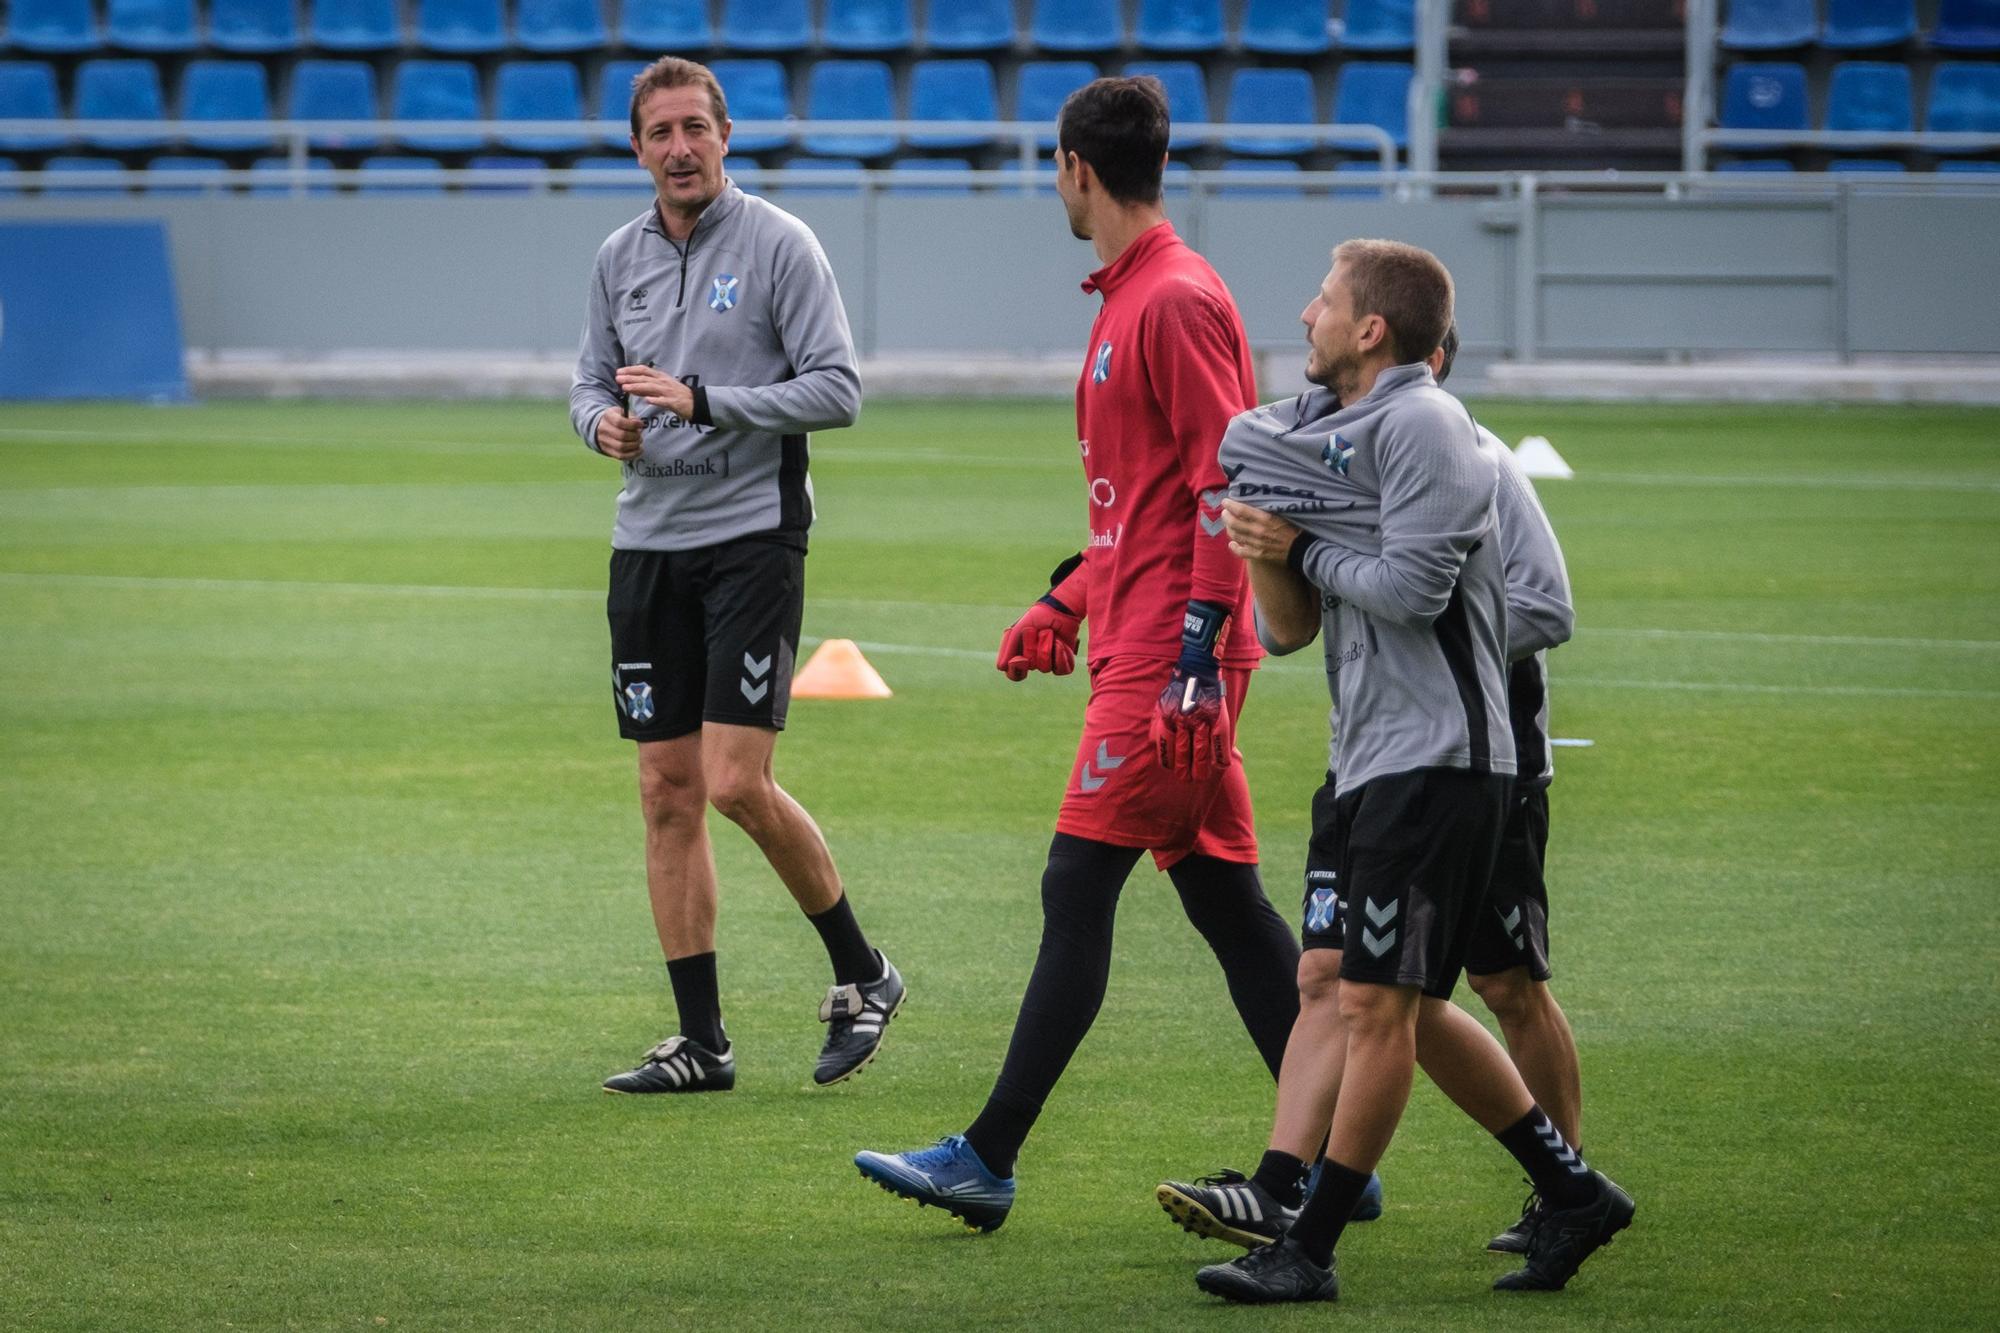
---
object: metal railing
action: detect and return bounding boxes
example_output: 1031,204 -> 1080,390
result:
0,116 -> 1401,195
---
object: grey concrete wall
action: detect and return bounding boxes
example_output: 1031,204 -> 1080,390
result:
3,185 -> 1996,361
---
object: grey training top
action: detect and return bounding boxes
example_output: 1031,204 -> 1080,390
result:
1487,425 -> 1575,787
569,182 -> 861,552
1265,420 -> 1575,788
1222,362 -> 1512,796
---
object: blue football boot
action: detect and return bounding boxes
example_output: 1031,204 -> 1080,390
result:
854,1134 -> 1015,1233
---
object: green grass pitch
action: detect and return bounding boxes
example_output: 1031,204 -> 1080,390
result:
2,397 -> 1996,1330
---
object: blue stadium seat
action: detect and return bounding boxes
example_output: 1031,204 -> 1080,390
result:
184,60 -> 273,150
1938,158 -> 2000,171
721,0 -> 811,52
908,60 -> 998,150
824,0 -> 913,52
1136,0 -> 1223,52
925,0 -> 1015,50
1220,157 -> 1304,194
710,60 -> 790,154
76,58 -> 169,149
888,157 -> 973,193
1822,0 -> 1916,49
1032,0 -> 1124,51
597,60 -> 646,143
1126,60 -> 1209,150
802,60 -> 897,159
1828,157 -> 1906,170
107,0 -> 199,51
497,61 -> 590,152
1224,67 -> 1316,155
145,155 -> 231,193
392,60 -> 483,153
1932,0 -> 2000,50
418,0 -> 507,53
1241,0 -> 1332,55
310,0 -> 399,51
360,155 -> 445,192
1927,62 -> 2000,131
0,63 -> 64,151
6,0 -> 101,52
208,0 -> 301,52
619,0 -> 710,48
251,155 -> 336,193
722,154 -> 763,190
0,158 -> 16,195
1342,0 -> 1414,50
780,156 -> 864,194
1824,62 -> 1912,132
1332,61 -> 1412,149
571,155 -> 650,193
516,0 -> 606,52
1718,0 -> 1817,50
1720,62 -> 1809,132
42,156 -> 127,193
288,59 -> 380,149
1716,158 -> 1795,170
1017,61 -> 1100,149
466,154 -> 545,191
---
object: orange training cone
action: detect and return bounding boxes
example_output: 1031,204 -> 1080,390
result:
791,638 -> 893,700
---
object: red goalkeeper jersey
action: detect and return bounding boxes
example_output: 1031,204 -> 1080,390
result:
1055,222 -> 1262,669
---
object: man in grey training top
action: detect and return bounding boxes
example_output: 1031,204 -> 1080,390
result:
1192,240 -> 1632,1303
570,56 -> 902,1096
1156,324 -> 1588,1259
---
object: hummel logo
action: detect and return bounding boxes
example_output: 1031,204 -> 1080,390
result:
1499,905 -> 1525,949
1078,741 -> 1125,792
740,651 -> 772,705
1199,488 -> 1227,537
1361,896 -> 1399,957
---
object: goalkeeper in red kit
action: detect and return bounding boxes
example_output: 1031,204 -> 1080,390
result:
853,76 -> 1302,1232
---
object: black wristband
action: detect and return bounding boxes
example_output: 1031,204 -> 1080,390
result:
1181,599 -> 1229,655
1047,551 -> 1084,589
1286,531 -> 1322,577
690,383 -> 713,428
1037,592 -> 1077,618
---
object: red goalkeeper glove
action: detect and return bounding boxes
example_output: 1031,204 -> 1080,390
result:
997,555 -> 1085,681
1151,599 -> 1232,780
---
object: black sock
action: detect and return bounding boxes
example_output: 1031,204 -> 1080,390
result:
1166,855 -> 1301,1079
1494,1107 -> 1595,1209
1252,1149 -> 1308,1209
1287,1158 -> 1373,1266
1280,1160 -> 1376,1264
963,834 -> 1143,1178
665,952 -> 726,1052
806,893 -> 877,985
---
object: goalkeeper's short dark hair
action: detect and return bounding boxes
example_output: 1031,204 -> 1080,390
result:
1057,76 -> 1170,207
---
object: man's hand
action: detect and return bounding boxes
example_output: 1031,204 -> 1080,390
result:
594,407 -> 644,460
996,595 -> 1080,681
614,364 -> 696,420
1222,499 -> 1302,563
1150,600 -> 1232,780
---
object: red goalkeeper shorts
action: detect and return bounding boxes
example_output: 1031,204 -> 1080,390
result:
1054,654 -> 1259,871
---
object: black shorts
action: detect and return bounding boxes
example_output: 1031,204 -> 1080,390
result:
1464,784 -> 1554,981
1335,767 -> 1511,999
607,536 -> 805,742
1301,771 -> 1347,951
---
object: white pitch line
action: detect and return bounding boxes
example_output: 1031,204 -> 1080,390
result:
1558,676 -> 2000,702
1582,626 -> 2000,651
1584,471 -> 2000,495
0,571 -> 598,602
6,572 -> 1997,697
